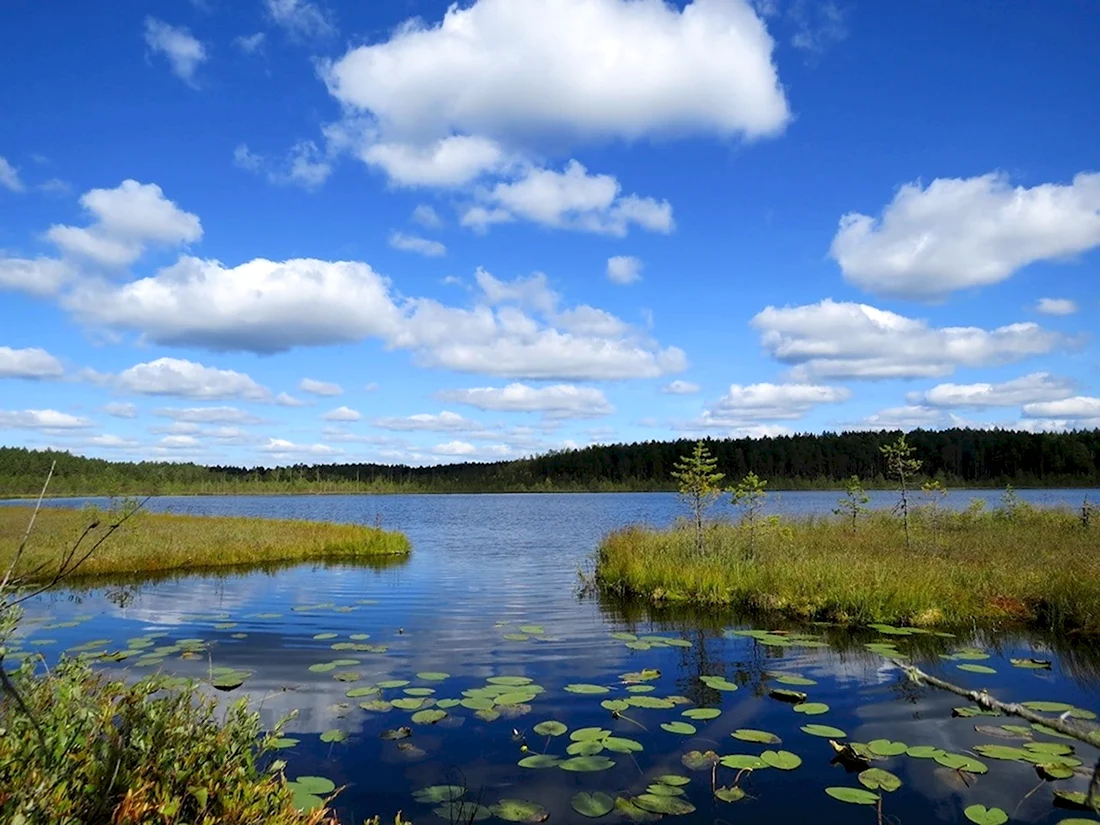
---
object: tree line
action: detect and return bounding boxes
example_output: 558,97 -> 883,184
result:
0,427 -> 1098,496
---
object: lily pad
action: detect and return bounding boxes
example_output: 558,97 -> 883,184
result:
773,674 -> 817,686
360,700 -> 393,712
632,794 -> 695,815
572,792 -> 615,818
963,805 -> 1008,825
906,745 -> 945,759
570,727 -> 610,742
802,724 -> 847,738
661,721 -> 696,735
601,699 -> 630,712
312,632 -> 338,640
682,708 -> 721,720
825,787 -> 880,805
392,698 -> 427,711
714,787 -> 745,803
211,670 -> 250,691
700,675 -> 739,691
495,691 -> 538,706
376,680 -> 409,689
411,709 -> 447,725
603,736 -> 643,753
309,662 -> 337,673
560,755 -> 615,772
436,699 -> 461,709
868,739 -> 908,757
793,702 -> 830,715
380,726 -> 411,740
565,683 -> 610,694
719,754 -> 767,770
416,671 -> 449,681
518,754 -> 560,769
655,775 -> 690,787
958,664 -> 998,674
1010,658 -> 1052,669
935,752 -> 988,773
269,737 -> 300,749
345,687 -> 378,698
732,728 -> 781,744
320,729 -> 347,743
1037,763 -> 1076,780
611,632 -> 638,642
627,696 -> 675,709
404,687 -> 435,696
461,697 -> 495,711
533,720 -> 567,737
1023,700 -> 1074,713
645,784 -> 684,797
491,799 -> 549,822
614,797 -> 660,823
475,709 -> 501,722
681,750 -> 719,770
858,768 -> 901,791
567,740 -> 605,757
413,785 -> 465,804
761,749 -> 802,770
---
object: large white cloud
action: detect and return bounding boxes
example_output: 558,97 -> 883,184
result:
153,406 -> 262,424
372,411 -> 483,432
831,172 -> 1100,299
0,257 -> 74,297
1035,297 -> 1079,316
299,378 -> 344,396
752,299 -> 1070,380
0,409 -> 92,430
437,383 -> 613,419
114,358 -> 271,401
143,18 -> 208,86
911,372 -> 1076,408
0,346 -> 64,379
695,382 -> 849,428
1022,396 -> 1100,420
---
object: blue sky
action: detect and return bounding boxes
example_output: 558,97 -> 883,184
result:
1,0 -> 1097,467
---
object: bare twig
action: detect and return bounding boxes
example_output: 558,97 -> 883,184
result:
0,461 -> 55,593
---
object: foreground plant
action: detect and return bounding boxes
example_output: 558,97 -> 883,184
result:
670,441 -> 725,553
881,434 -> 922,550
833,475 -> 869,532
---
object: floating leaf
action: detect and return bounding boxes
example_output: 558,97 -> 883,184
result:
611,632 -> 638,642
269,737 -> 300,749
953,706 -> 999,718
1023,700 -> 1074,713
1026,741 -> 1075,756
625,641 -> 652,650
312,633 -> 337,640
391,698 -> 427,711
825,787 -> 879,805
565,684 -> 610,695
732,729 -> 781,744
360,700 -> 393,712
436,699 -> 461,709
567,740 -> 605,756
496,691 -> 538,706
632,795 -> 695,815
656,775 -> 690,787
561,756 -> 615,772
868,739 -> 908,757
502,633 -> 530,642
211,670 -> 250,691
413,785 -> 465,804
614,797 -> 660,823
461,697 -> 495,711
714,787 -> 745,803
935,752 -> 988,774
620,669 -> 661,683
376,679 -> 409,689
973,744 -> 1031,761
320,729 -> 347,743
626,685 -> 655,694
416,672 -> 450,681
603,736 -> 644,753
1037,763 -> 1075,780
572,792 -> 615,818
964,805 -> 1008,825
570,727 -> 610,742
761,749 -> 801,770
681,750 -> 719,770
345,687 -> 377,698
858,768 -> 901,792
518,754 -> 560,769
1052,790 -> 1091,810
476,709 -> 501,723
661,721 -> 696,735
404,687 -> 435,696
333,671 -> 361,682
700,675 -> 738,691
682,708 -> 721,720
958,664 -> 997,674
491,799 -> 549,823
802,724 -> 847,738
627,696 -> 675,709
645,784 -> 684,797
906,745 -> 945,759
380,726 -> 411,740
309,663 -> 336,674
773,674 -> 817,686
293,776 -> 335,795
1010,658 -> 1052,669
720,755 -> 766,770
411,709 -> 446,724
517,625 -> 545,635
533,720 -> 567,737
601,699 -> 630,712
793,702 -> 829,715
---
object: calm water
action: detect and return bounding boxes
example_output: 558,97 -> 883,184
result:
9,491 -> 1100,824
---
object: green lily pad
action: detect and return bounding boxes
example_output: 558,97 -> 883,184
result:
1010,658 -> 1052,669
269,737 -> 300,749
603,736 -> 644,753
681,750 -> 719,770
761,749 -> 801,770
491,799 -> 549,822
958,664 -> 997,674
973,744 -> 1031,761
682,708 -> 721,720
732,729 -> 781,744
475,709 -> 501,722
611,632 -> 638,642
320,729 -> 347,743
601,699 -> 630,712
495,691 -> 538,706
533,720 -> 567,736
391,698 -> 427,711
868,739 -> 908,757
416,671 -> 449,681
626,685 -> 655,694
560,755 -> 615,772
293,776 -> 335,795
906,745 -> 945,759
567,740 -> 605,756
714,786 -> 745,803
719,755 -> 767,770
627,696 -> 674,709
411,709 -> 446,724
376,679 -> 409,689
461,697 -> 495,711
360,700 -> 393,712
487,676 -> 533,687
1037,763 -> 1076,780
572,792 -> 615,818
699,675 -> 738,691
518,754 -> 560,769
614,797 -> 660,823
632,794 -> 695,815
1052,790 -> 1091,810
211,670 -> 250,691
645,784 -> 683,797
312,632 -> 338,640
825,787 -> 879,805
1023,700 -> 1074,713
565,683 -> 610,694
345,687 -> 378,698
1026,741 -> 1075,756
802,724 -> 847,738
773,674 -> 817,686
964,805 -> 1008,825
793,702 -> 829,715
625,641 -> 652,650
570,727 -> 610,742
404,687 -> 435,696
656,775 -> 690,786
935,752 -> 988,773
309,662 -> 336,673
333,671 -> 361,682
413,785 -> 465,803
661,721 -> 696,735
858,768 -> 901,791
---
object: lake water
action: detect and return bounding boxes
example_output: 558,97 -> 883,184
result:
9,491 -> 1100,824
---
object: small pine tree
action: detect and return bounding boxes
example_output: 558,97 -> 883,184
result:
670,441 -> 725,553
731,471 -> 768,561
833,474 -> 870,531
920,479 -> 947,547
881,434 -> 922,550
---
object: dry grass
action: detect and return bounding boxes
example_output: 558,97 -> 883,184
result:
595,507 -> 1100,632
0,505 -> 410,581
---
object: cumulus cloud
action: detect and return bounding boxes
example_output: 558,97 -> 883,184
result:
0,257 -> 74,297
831,172 -> 1100,299
159,434 -> 201,449
372,411 -> 483,432
0,409 -> 92,430
0,346 -> 64,379
153,406 -> 262,424
1022,396 -> 1100,420
661,380 -> 700,395
299,378 -> 343,397
752,299 -> 1071,380
322,405 -> 361,421
389,231 -> 446,257
103,402 -> 138,418
411,204 -> 443,228
276,392 -> 308,407
264,0 -> 335,40
143,18 -> 208,86
437,383 -> 613,419
1035,297 -> 1079,316
607,255 -> 643,285
261,438 -> 342,458
432,440 -> 513,460
114,358 -> 271,400
47,179 -> 202,267
910,372 -> 1076,408
695,382 -> 849,428
0,157 -> 24,192
856,405 -> 948,431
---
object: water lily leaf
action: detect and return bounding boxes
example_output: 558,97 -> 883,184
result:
376,680 -> 409,689
1001,725 -> 1034,736
1026,741 -> 1075,756
627,696 -> 675,709
1032,723 -> 1076,740
517,624 -> 545,635
565,683 -> 610,694
964,804 -> 1008,825
416,671 -> 450,681
621,669 -> 662,683
211,670 -> 250,691
632,795 -> 695,815
793,702 -> 830,715
567,740 -> 605,756
349,633 -> 369,640
436,699 -> 461,709
345,687 -> 378,698
958,664 -> 998,674
476,709 -> 501,722
645,784 -> 684,797
561,755 -> 615,772
1037,762 -> 1075,780
491,799 -> 549,822
413,785 -> 465,803
935,752 -> 988,773
380,726 -> 411,740
906,745 -> 945,758
1010,658 -> 1052,669
802,724 -> 847,738
435,802 -> 491,822
700,675 -> 738,691
312,632 -> 338,640
320,729 -> 347,743
681,750 -> 719,770
858,768 -> 901,791
614,797 -> 660,823
661,721 -> 696,735
973,744 -> 1031,761
626,641 -> 652,650
572,792 -> 615,818
533,720 -> 567,737
720,755 -> 766,770
404,687 -> 435,696
1068,707 -> 1097,720
953,706 -> 999,718
825,787 -> 880,805
360,700 -> 393,712
761,749 -> 802,770
392,698 -> 427,711
769,689 -> 808,703
518,754 -> 560,769
756,635 -> 792,647
309,662 -> 336,673
570,727 -> 611,742
411,708 -> 446,724
603,736 -> 643,753
732,729 -> 781,744
611,632 -> 637,642
503,633 -> 530,642
773,674 -> 818,686
331,658 -> 360,667
714,787 -> 745,803
626,685 -> 655,694
495,691 -> 538,706
1023,700 -> 1074,713
952,648 -> 992,661
657,775 -> 690,787
868,739 -> 908,757
461,697 -> 495,711
333,671 -> 361,682
295,776 -> 336,795
682,708 -> 721,720
1052,790 -> 1091,810
975,724 -> 1028,740
601,699 -> 630,712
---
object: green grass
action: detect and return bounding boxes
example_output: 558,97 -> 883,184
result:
0,506 -> 410,581
595,506 -> 1100,633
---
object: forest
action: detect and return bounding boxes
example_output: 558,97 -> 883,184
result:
1,428 -> 1098,496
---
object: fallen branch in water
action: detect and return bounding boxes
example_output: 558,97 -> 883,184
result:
892,659 -> 1100,813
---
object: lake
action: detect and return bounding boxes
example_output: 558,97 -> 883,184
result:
9,491 -> 1100,824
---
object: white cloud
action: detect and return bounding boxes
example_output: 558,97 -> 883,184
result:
696,382 -> 850,427
103,402 -> 138,418
1035,297 -> 1079,316
0,257 -> 74,297
0,409 -> 92,430
373,410 -> 482,432
411,204 -> 443,228
234,142 -> 333,190
607,255 -> 643,285
235,32 -> 266,54
432,440 -> 514,460
143,18 -> 208,86
264,0 -> 335,40
752,299 -> 1070,380
389,231 -> 446,257
299,377 -> 343,396
261,437 -> 342,458
364,382 -> 380,393
322,405 -> 361,421
856,405 -> 947,431
159,435 -> 201,449
86,434 -> 139,449
467,161 -> 673,236
911,372 -> 1076,408
361,135 -> 510,188
37,178 -> 71,195
321,0 -> 788,147
661,380 -> 701,395
476,269 -> 558,314
787,0 -> 847,54
438,383 -> 613,419
47,179 -> 202,266
1022,396 -> 1100,420
0,346 -> 64,379
831,171 -> 1100,299
115,358 -> 271,400
0,157 -> 24,192
276,392 -> 307,407
154,406 -> 262,424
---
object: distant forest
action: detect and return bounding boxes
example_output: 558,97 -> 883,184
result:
1,428 -> 1098,497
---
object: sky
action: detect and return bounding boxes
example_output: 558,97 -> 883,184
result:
1,0 -> 1098,468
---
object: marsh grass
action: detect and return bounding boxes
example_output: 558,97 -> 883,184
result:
0,506 -> 410,581
595,506 -> 1100,632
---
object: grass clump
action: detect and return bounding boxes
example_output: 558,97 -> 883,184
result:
0,506 -> 410,582
595,506 -> 1100,632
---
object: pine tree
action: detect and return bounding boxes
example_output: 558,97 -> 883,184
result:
731,471 -> 768,560
671,441 -> 725,553
881,434 -> 922,549
833,474 -> 870,532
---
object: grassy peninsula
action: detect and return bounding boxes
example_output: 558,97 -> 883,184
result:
0,506 -> 410,581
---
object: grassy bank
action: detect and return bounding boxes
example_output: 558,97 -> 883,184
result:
0,506 -> 410,581
595,507 -> 1100,632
